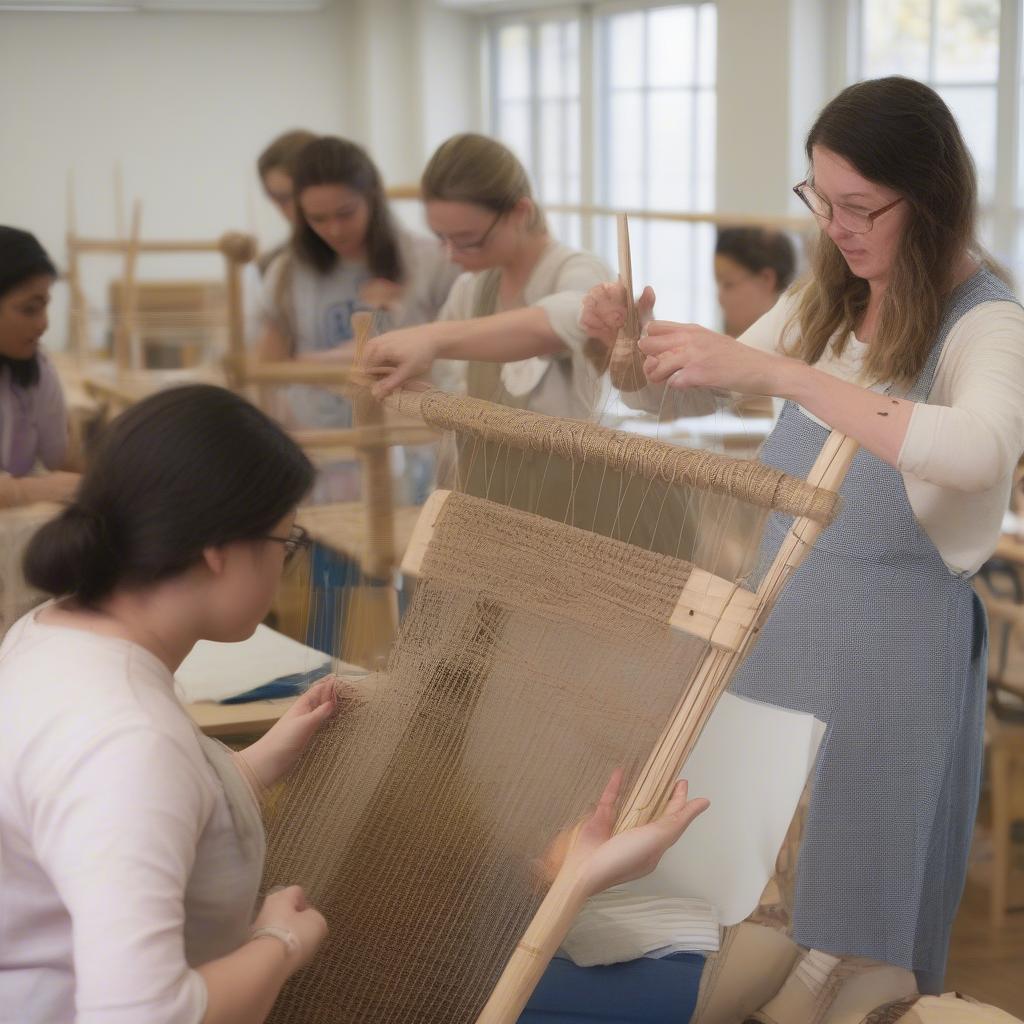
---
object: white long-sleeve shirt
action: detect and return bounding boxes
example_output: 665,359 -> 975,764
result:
623,293 -> 1024,575
0,608 -> 262,1024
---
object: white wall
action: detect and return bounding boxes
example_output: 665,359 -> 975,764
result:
0,5 -> 355,345
0,2 -> 484,346
715,0 -> 832,217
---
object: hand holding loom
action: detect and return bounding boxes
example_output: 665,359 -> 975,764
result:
239,676 -> 341,790
579,281 -> 656,343
536,769 -> 710,894
250,885 -> 328,972
362,323 -> 443,396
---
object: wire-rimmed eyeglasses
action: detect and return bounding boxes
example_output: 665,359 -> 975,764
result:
793,179 -> 902,234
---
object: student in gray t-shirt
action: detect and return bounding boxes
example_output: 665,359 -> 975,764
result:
256,136 -> 456,441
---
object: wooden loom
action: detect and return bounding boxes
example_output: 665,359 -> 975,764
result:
472,218 -> 856,1020
359,379 -> 858,1024
251,210 -> 859,1023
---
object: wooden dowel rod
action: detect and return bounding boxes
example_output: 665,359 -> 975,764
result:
232,360 -> 355,386
383,186 -> 813,232
609,213 -> 647,393
376,383 -> 840,526
291,425 -> 438,451
351,312 -> 397,582
68,238 -> 227,254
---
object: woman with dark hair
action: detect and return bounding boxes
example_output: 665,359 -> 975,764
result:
0,383 -> 706,1024
0,384 -> 333,1022
580,76 -> 1024,1016
0,226 -> 79,506
714,227 -> 797,338
257,136 -> 456,437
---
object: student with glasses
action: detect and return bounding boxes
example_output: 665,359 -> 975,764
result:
0,383 -> 707,1024
579,76 -> 1024,1020
363,132 -> 612,425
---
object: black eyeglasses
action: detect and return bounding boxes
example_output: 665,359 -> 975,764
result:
793,179 -> 902,235
262,524 -> 312,563
435,210 -> 504,253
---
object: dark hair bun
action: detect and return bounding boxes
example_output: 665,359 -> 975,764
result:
23,385 -> 314,605
23,505 -> 118,604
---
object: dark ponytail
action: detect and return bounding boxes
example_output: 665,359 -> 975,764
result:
24,385 -> 315,604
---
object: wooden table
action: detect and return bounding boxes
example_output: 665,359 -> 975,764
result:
186,697 -> 298,739
0,502 -> 60,636
175,623 -> 365,741
980,529 -> 1024,926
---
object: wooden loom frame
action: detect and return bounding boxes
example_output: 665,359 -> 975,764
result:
336,213 -> 858,1020
368,380 -> 857,1023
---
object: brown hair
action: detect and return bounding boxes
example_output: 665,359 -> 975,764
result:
421,133 -> 545,232
290,136 -> 404,282
789,76 -> 998,386
257,128 -> 318,181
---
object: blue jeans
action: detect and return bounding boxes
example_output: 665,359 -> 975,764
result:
518,953 -> 704,1023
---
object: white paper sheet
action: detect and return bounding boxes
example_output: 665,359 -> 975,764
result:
175,623 -> 331,703
623,691 -> 825,926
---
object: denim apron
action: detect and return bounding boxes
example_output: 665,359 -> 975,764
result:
731,269 -> 1017,992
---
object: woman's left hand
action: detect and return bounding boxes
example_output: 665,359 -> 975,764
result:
240,676 -> 339,790
540,769 -> 709,898
639,322 -> 790,397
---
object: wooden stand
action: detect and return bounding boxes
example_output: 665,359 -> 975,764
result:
475,431 -> 859,1023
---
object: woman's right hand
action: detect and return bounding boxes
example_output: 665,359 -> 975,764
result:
251,885 -> 328,974
580,283 -> 657,350
363,325 -> 443,398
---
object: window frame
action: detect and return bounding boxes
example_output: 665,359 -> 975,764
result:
848,0 -> 1022,272
485,0 -> 717,253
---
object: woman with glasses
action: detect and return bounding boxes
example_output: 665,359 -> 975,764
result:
0,384 -> 707,1024
580,76 -> 1024,1018
363,133 -> 611,421
361,133 -> 612,520
0,384 -> 334,1022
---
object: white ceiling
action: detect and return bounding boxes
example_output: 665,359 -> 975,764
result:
0,0 -> 326,11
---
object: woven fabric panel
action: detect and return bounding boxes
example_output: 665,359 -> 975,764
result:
263,494 -> 713,1023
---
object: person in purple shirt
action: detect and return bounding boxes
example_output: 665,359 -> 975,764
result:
0,227 -> 79,507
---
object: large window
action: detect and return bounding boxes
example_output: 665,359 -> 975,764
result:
488,2 -> 718,326
855,0 -> 1023,274
491,14 -> 582,245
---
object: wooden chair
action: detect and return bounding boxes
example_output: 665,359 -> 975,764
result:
975,555 -> 1024,927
